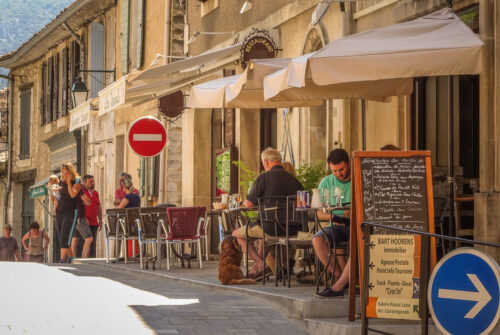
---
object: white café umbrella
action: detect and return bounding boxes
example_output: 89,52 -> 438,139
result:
263,8 -> 483,102
187,58 -> 322,109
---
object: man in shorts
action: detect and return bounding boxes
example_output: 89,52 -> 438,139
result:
0,224 -> 21,261
70,194 -> 93,259
232,147 -> 303,279
313,148 -> 351,298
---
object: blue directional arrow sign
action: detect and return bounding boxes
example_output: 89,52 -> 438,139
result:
428,248 -> 500,335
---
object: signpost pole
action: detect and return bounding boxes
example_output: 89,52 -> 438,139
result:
420,235 -> 430,335
361,223 -> 371,335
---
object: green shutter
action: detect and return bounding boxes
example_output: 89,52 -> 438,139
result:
19,89 -> 31,159
136,0 -> 144,68
121,0 -> 130,75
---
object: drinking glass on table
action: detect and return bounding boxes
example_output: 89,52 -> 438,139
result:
334,187 -> 344,207
320,189 -> 330,207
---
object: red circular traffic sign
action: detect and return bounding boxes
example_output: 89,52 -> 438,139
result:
127,116 -> 167,157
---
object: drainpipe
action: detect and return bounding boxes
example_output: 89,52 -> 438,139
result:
0,74 -> 13,226
158,0 -> 172,204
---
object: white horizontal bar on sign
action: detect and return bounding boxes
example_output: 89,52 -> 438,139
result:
133,134 -> 163,141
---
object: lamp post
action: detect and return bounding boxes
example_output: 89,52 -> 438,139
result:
71,77 -> 88,108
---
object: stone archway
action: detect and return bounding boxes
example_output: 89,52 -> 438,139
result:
302,25 -> 326,54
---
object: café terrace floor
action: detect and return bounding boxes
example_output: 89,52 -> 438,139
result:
74,257 -> 454,335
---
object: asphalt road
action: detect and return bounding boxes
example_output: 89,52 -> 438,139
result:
0,262 -> 307,335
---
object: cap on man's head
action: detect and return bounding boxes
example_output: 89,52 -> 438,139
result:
3,224 -> 12,231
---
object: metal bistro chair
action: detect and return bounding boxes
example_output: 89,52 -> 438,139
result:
163,207 -> 206,270
258,196 -> 298,285
275,195 -> 311,288
122,208 -> 141,263
197,209 -> 210,261
138,207 -> 168,270
104,208 -> 127,263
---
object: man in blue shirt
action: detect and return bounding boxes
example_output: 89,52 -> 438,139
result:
313,149 -> 351,298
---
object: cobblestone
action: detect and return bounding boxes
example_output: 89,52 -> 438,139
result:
64,263 -> 307,335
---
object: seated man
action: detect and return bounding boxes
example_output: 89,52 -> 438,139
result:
313,148 -> 351,298
232,147 -> 303,279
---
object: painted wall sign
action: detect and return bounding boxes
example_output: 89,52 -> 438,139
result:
98,76 -> 127,116
240,31 -> 277,69
69,100 -> 91,132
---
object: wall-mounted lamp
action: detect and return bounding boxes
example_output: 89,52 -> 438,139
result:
187,31 -> 235,45
71,77 -> 89,108
150,54 -> 188,67
240,0 -> 252,14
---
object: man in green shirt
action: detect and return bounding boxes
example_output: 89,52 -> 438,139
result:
313,149 -> 351,298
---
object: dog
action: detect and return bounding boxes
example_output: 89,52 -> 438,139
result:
218,236 -> 257,285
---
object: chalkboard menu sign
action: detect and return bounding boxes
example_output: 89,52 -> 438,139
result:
348,151 -> 437,323
360,156 -> 428,233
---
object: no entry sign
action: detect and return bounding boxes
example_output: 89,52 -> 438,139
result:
127,116 -> 167,157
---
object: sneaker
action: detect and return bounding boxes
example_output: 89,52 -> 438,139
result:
314,288 -> 344,298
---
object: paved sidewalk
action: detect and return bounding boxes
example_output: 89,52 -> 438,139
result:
60,263 -> 308,335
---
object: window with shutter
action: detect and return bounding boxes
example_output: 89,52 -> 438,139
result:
19,89 -> 31,159
135,0 -> 144,69
47,57 -> 53,123
61,48 -> 68,116
40,63 -> 46,125
121,0 -> 130,75
90,22 -> 105,98
53,54 -> 59,120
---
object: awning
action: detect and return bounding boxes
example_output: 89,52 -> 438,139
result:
132,44 -> 243,83
187,58 -> 323,108
29,177 -> 50,199
264,8 -> 483,101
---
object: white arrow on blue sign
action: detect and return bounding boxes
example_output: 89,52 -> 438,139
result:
428,248 -> 500,335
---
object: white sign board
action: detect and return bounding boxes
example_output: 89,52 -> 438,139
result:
98,75 -> 127,116
69,100 -> 91,132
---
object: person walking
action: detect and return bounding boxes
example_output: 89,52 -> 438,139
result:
82,175 -> 103,257
21,221 -> 50,263
55,162 -> 90,263
0,224 -> 21,262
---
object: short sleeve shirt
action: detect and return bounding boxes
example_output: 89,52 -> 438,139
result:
124,193 -> 141,208
83,188 -> 101,226
247,165 -> 304,205
0,236 -> 19,261
115,187 -> 139,203
318,174 -> 351,216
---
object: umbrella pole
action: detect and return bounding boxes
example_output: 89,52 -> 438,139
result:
447,76 -> 455,248
361,100 -> 366,150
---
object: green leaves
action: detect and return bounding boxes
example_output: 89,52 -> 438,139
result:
296,161 -> 329,194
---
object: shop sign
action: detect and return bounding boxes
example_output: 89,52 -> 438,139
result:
69,100 -> 91,132
29,185 -> 48,199
240,30 -> 278,69
98,76 -> 127,116
366,234 -> 421,320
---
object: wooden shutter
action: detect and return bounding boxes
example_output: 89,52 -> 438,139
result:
40,63 -> 46,125
136,0 -> 144,68
61,48 -> 68,116
90,22 -> 105,98
19,89 -> 31,159
47,57 -> 53,123
53,54 -> 59,120
68,44 -> 75,111
121,0 -> 130,75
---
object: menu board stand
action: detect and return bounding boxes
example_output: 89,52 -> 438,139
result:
348,151 -> 436,331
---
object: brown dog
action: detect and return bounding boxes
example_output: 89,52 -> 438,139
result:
218,236 -> 256,285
